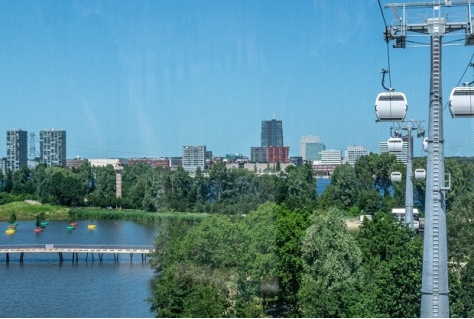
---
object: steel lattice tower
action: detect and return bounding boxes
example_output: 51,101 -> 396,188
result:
384,1 -> 474,317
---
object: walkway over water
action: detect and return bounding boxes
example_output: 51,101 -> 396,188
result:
0,244 -> 155,263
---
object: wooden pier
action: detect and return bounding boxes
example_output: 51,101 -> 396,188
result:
0,244 -> 154,263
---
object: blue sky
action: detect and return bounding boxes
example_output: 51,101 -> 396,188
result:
0,0 -> 473,159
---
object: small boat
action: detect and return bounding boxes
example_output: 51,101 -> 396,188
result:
40,221 -> 49,227
8,224 -> 17,229
34,227 -> 43,233
5,228 -> 15,235
10,222 -> 18,226
69,221 -> 78,227
88,224 -> 96,230
66,225 -> 75,230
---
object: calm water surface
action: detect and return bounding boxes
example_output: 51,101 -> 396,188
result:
0,220 -> 159,318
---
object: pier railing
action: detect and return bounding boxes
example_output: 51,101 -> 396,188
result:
0,244 -> 155,263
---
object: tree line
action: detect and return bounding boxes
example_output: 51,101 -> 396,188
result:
1,153 -> 473,215
148,202 -> 474,317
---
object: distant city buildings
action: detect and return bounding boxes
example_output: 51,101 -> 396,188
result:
6,129 -> 28,172
345,146 -> 369,165
127,158 -> 170,169
40,129 -> 67,167
300,136 -> 326,161
250,119 -> 289,163
0,123 -> 385,177
182,146 -> 207,173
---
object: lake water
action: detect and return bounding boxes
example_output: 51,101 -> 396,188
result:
0,219 -> 159,318
316,177 -> 331,195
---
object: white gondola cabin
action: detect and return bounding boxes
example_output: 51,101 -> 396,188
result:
449,86 -> 474,117
415,169 -> 426,180
387,137 -> 404,152
391,171 -> 402,183
423,137 -> 428,152
375,91 -> 407,122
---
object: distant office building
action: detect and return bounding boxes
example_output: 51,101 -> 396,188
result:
345,145 -> 369,165
300,136 -> 326,161
251,119 -> 288,163
6,129 -> 28,172
40,129 -> 66,166
267,146 -> 289,163
289,156 -> 303,166
127,158 -> 170,169
250,147 -> 267,163
205,150 -> 213,166
261,119 -> 283,147
379,136 -> 411,164
169,157 -> 182,171
321,149 -> 342,165
66,158 -> 88,169
0,157 -> 6,174
88,158 -> 122,168
225,153 -> 247,162
182,146 -> 206,172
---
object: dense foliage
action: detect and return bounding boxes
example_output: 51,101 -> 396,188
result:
149,205 -> 425,317
3,154 -> 474,317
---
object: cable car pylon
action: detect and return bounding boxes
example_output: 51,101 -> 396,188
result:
383,1 -> 474,316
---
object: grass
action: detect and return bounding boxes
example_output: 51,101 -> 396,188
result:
0,201 -> 209,224
70,207 -> 209,223
0,201 -> 69,221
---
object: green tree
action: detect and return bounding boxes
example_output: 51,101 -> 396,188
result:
447,192 -> 474,264
87,165 -> 116,207
298,208 -> 362,318
168,167 -> 192,211
275,206 -> 312,317
449,257 -> 474,318
354,211 -> 422,317
319,163 -> 359,210
142,168 -> 167,211
283,163 -> 317,210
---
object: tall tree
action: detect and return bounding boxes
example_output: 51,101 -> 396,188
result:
283,163 -> 317,210
354,211 -> 422,317
275,205 -> 312,317
319,163 -> 359,210
298,208 -> 362,317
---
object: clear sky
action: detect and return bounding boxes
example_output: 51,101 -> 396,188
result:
0,0 -> 473,159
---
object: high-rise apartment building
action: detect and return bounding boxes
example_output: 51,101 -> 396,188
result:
345,145 -> 369,165
40,129 -> 67,167
182,146 -> 206,172
6,129 -> 28,171
300,136 -> 326,161
261,119 -> 283,147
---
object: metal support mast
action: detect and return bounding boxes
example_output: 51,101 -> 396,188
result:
384,1 -> 474,317
405,124 -> 415,229
396,121 -> 424,230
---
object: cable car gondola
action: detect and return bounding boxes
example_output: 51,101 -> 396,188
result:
391,171 -> 402,183
415,168 -> 426,180
423,137 -> 429,152
375,91 -> 407,122
387,137 -> 404,152
449,86 -> 474,117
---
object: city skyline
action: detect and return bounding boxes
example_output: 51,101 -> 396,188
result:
1,1 -> 474,159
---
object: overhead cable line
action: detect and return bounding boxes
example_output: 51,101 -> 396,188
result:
443,52 -> 474,112
378,0 -> 392,88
